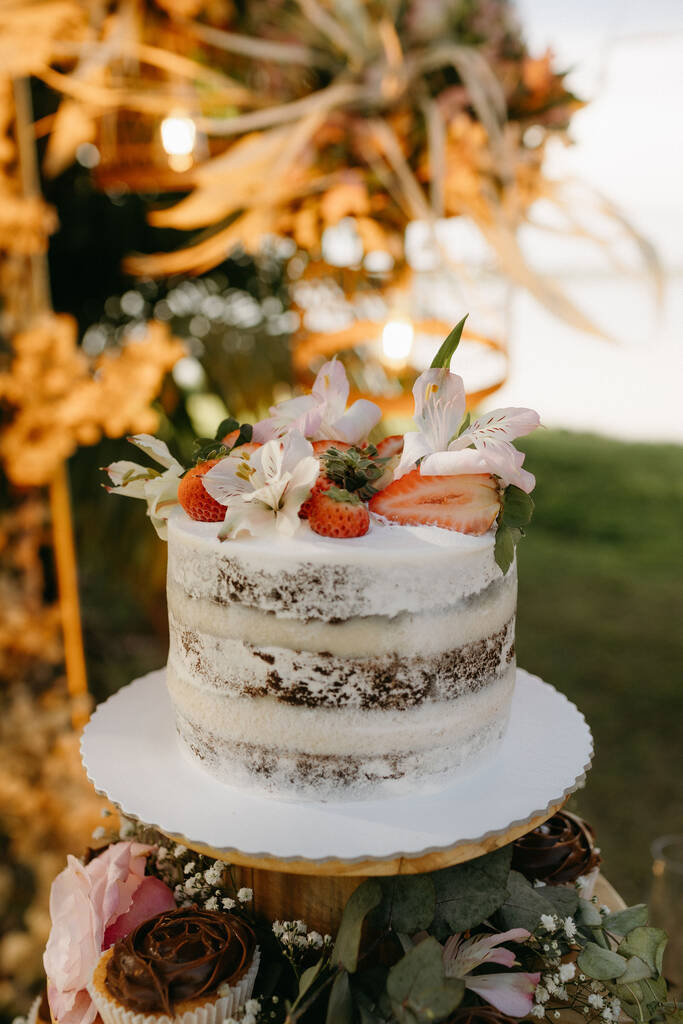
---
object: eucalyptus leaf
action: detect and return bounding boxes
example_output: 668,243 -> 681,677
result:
618,956 -> 656,983
430,315 -> 468,369
387,937 -> 464,1024
577,897 -> 604,928
496,870 -> 553,932
500,486 -> 535,528
618,926 -> 667,975
326,970 -> 353,1024
603,904 -> 648,936
379,875 -> 436,934
432,846 -> 511,935
614,974 -> 668,1022
577,941 -> 628,980
333,879 -> 382,972
541,885 -> 578,917
297,959 -> 323,1000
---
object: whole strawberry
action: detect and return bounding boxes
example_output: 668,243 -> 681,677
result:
308,487 -> 370,539
178,459 -> 227,522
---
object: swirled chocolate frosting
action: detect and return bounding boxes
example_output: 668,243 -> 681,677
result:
512,809 -> 600,884
105,908 -> 255,1014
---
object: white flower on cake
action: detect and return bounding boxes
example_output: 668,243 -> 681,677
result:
103,434 -> 183,538
395,367 -> 540,492
253,359 -> 381,444
203,431 -> 319,539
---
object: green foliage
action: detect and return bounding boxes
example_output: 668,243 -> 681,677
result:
496,870 -> 554,932
321,445 -> 387,501
617,927 -> 667,976
430,315 -> 468,370
603,905 -> 648,936
432,846 -> 512,936
577,941 -> 628,980
326,971 -> 353,1024
333,879 -> 382,973
191,416 -> 253,464
376,875 -> 436,934
494,485 -> 535,575
386,937 -> 464,1024
325,486 -> 363,506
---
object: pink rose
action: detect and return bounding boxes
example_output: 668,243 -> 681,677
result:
44,842 -> 175,1024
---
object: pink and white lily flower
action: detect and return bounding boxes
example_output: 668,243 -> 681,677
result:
103,434 -> 183,539
203,430 -> 319,540
395,368 -> 540,493
253,360 -> 381,445
443,928 -> 540,1018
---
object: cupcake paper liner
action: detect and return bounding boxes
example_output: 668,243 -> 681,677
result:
88,947 -> 260,1024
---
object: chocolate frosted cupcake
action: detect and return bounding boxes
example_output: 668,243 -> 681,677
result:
512,809 -> 601,896
89,908 -> 259,1024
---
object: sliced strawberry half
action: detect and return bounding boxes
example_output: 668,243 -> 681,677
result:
376,434 -> 404,459
369,470 -> 501,536
312,439 -> 352,456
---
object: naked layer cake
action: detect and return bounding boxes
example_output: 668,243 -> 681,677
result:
106,319 -> 539,801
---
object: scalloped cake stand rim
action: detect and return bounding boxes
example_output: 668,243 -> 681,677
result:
81,668 -> 593,876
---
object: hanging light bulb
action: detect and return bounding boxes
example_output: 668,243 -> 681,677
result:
160,112 -> 196,172
381,318 -> 414,369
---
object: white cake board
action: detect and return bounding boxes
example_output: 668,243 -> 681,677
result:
82,668 -> 592,870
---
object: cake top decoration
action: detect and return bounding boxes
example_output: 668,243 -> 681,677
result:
103,316 -> 541,571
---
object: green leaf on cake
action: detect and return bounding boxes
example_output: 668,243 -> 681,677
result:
326,970 -> 353,1024
376,875 -> 436,934
577,941 -> 628,980
577,897 -> 604,928
494,486 -> 534,574
215,417 -> 239,440
430,315 -> 468,370
603,904 -> 648,936
387,937 -> 464,1024
431,846 -> 512,936
617,926 -> 667,976
298,959 -> 324,1000
334,879 -> 382,972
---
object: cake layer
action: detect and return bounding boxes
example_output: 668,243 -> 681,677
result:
168,615 -> 515,709
167,511 -> 503,622
169,666 -> 515,800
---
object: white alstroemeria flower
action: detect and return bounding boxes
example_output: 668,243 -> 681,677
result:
203,431 -> 318,540
395,368 -> 540,493
103,434 -> 183,539
253,360 -> 381,445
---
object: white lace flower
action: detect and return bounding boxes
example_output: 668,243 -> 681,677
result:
104,434 -> 184,539
203,432 -> 319,540
253,360 -> 381,445
395,368 -> 540,492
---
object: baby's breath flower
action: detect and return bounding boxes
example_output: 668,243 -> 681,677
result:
533,879 -> 547,888
531,1006 -> 545,1019
237,887 -> 253,903
173,844 -> 187,857
223,897 -> 236,911
535,986 -> 550,1004
559,963 -> 576,983
554,1013 -> 561,1019
184,861 -> 196,875
601,1009 -> 614,1022
245,1000 -> 261,1015
540,914 -> 558,932
563,917 -> 577,940
204,862 -> 223,886
307,931 -> 323,948
243,1014 -> 257,1024
588,993 -> 604,1009
204,896 -> 218,911
156,846 -> 168,863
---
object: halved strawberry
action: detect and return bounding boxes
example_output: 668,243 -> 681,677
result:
178,460 -> 227,522
312,439 -> 352,456
376,434 -> 404,459
222,429 -> 261,458
308,487 -> 370,538
369,470 -> 501,536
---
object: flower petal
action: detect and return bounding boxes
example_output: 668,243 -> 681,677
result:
203,456 -> 252,505
412,368 -> 466,452
330,399 -> 382,444
102,876 -> 175,949
312,359 -> 349,423
465,407 -> 541,445
104,461 -> 153,497
420,448 -> 494,477
465,972 -> 540,1017
127,434 -> 182,471
281,430 -> 315,473
394,431 -> 435,479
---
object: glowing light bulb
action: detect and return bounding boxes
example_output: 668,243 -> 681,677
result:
381,319 -> 414,368
160,113 -> 196,172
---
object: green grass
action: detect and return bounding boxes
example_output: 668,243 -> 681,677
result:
515,431 -> 683,903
